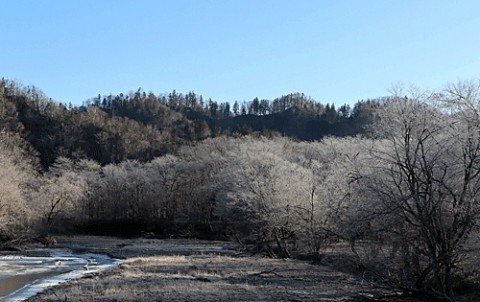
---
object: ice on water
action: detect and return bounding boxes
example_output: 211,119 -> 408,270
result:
0,249 -> 119,302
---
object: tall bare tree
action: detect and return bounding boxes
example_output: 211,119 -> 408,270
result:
213,138 -> 314,257
0,131 -> 37,241
353,84 -> 480,300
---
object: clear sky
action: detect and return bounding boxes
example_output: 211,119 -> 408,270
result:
1,0 -> 479,106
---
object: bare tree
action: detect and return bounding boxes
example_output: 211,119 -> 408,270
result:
146,155 -> 185,226
291,137 -> 369,257
214,138 -> 313,257
0,131 -> 37,241
96,162 -> 131,223
352,84 -> 480,301
35,157 -> 89,232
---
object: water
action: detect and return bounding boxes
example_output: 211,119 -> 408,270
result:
0,249 -> 120,301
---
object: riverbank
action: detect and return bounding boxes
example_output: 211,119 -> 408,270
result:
18,236 -> 416,302
0,244 -> 119,301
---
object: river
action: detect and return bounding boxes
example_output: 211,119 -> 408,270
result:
0,247 -> 119,301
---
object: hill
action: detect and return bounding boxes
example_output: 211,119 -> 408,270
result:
0,78 -> 379,168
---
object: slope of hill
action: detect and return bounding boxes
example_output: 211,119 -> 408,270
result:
0,79 -> 379,168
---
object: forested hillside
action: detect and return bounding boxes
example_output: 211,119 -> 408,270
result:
0,79 -> 380,168
2,78 -> 480,300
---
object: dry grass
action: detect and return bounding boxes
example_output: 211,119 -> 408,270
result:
25,237 -> 412,302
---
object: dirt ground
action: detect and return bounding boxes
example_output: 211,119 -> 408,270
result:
23,236 -> 417,302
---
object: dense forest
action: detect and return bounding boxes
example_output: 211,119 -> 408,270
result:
0,79 -> 378,168
2,77 -> 480,300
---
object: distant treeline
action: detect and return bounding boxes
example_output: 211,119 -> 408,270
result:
0,78 -> 379,169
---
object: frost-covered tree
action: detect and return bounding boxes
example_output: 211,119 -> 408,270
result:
352,84 -> 480,300
0,144 -> 33,240
0,131 -> 39,241
146,155 -> 185,226
35,157 -> 90,232
290,138 -> 368,257
214,138 -> 313,257
96,162 -> 131,223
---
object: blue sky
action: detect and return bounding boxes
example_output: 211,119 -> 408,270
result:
1,1 -> 479,106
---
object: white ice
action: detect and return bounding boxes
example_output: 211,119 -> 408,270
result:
0,249 -> 120,302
